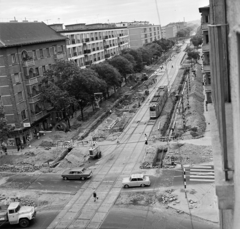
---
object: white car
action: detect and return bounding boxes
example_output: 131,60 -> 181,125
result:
122,174 -> 151,188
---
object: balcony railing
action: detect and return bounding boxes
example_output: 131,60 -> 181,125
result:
22,59 -> 35,67
105,54 -> 110,59
73,52 -> 78,56
85,38 -> 90,42
85,60 -> 92,66
105,36 -> 108,39
104,45 -> 109,49
71,39 -> 76,44
84,49 -> 91,54
202,43 -> 210,52
25,76 -> 38,85
203,64 -> 210,72
54,52 -> 64,60
201,23 -> 208,31
28,93 -> 41,103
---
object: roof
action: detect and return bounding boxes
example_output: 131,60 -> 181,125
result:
199,5 -> 210,12
58,26 -> 127,33
0,22 -> 67,48
8,202 -> 20,210
130,174 -> 144,179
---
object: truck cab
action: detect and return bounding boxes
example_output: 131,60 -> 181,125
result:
89,145 -> 102,159
0,202 -> 36,228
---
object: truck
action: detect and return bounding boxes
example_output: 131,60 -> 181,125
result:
0,202 -> 36,228
89,144 -> 102,159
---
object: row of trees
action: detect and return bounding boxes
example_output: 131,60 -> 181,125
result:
40,38 -> 175,122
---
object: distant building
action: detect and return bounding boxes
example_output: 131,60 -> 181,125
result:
0,22 -> 67,147
49,23 -> 130,68
163,22 -> 187,39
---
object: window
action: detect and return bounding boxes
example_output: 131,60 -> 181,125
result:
46,48 -> 50,57
145,34 -> 147,38
145,39 -> 148,44
53,45 -> 57,54
18,92 -> 23,102
11,54 -> 16,64
32,50 -> 37,60
35,67 -> 39,76
42,66 -> 46,74
21,110 -> 27,120
14,73 -> 20,84
39,49 -> 44,58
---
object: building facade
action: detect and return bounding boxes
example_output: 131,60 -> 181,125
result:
199,1 -> 240,228
199,6 -> 212,103
0,22 -> 67,147
163,22 -> 187,39
53,24 -> 130,68
128,25 -> 162,49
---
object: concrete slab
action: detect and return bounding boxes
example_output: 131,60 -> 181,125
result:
54,220 -> 69,229
61,212 -> 77,221
78,210 -> 95,220
86,221 -> 102,229
88,181 -> 101,189
91,212 -> 106,223
98,204 -> 112,213
68,219 -> 89,229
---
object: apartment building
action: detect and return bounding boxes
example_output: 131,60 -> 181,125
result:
199,6 -> 212,103
127,25 -> 162,48
51,24 -> 130,68
0,22 -> 67,147
163,22 -> 187,39
199,0 -> 240,228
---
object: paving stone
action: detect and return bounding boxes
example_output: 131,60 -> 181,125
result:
86,221 -> 101,229
91,212 -> 106,223
97,204 -> 112,213
88,182 -> 101,189
78,210 -> 95,220
68,219 -> 90,229
55,221 -> 69,229
61,212 -> 77,221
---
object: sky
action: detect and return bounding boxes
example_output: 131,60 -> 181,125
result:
0,0 -> 209,26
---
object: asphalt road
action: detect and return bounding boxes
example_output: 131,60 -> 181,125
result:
100,206 -> 218,229
0,210 -> 59,229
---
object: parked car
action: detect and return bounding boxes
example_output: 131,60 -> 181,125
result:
122,174 -> 151,188
62,167 -> 92,180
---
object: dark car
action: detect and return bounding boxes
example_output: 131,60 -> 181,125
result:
62,167 -> 92,180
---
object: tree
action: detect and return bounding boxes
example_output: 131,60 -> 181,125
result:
154,38 -> 175,52
176,26 -> 193,38
108,56 -> 134,81
187,50 -> 200,62
0,106 -> 12,146
121,53 -> 136,69
191,35 -> 203,48
121,48 -> 143,72
91,63 -> 122,96
145,43 -> 162,58
137,47 -> 153,65
40,82 -> 77,127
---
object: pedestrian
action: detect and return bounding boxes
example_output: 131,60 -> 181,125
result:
93,191 -> 98,202
144,134 -> 148,145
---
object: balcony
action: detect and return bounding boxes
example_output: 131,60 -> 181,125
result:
203,64 -> 211,72
201,23 -> 208,31
202,43 -> 210,52
28,93 -> 41,103
73,52 -> 78,56
204,84 -> 211,92
84,49 -> 91,54
54,52 -> 64,60
85,60 -> 92,66
22,59 -> 35,67
26,76 -> 38,86
104,36 -> 109,39
71,39 -> 76,44
104,45 -> 109,49
92,48 -> 96,51
32,111 -> 47,122
85,38 -> 90,42
105,54 -> 110,59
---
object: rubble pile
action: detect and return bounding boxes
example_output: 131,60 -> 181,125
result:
163,143 -> 212,165
0,164 -> 41,173
159,189 -> 179,205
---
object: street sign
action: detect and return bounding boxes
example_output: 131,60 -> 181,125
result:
23,123 -> 31,127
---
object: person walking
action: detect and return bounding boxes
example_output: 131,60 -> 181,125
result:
93,191 -> 98,202
144,134 -> 148,145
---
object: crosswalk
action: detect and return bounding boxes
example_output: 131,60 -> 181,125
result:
185,165 -> 215,183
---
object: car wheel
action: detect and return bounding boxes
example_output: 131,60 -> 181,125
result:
19,218 -> 30,228
140,184 -> 145,187
99,152 -> 102,158
124,185 -> 129,188
81,177 -> 85,181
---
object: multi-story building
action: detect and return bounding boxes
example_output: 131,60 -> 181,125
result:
0,22 -> 67,147
199,6 -> 212,103
127,25 -> 162,48
163,22 -> 187,39
199,0 -> 240,228
50,24 -> 130,68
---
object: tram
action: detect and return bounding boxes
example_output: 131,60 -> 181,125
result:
149,86 -> 168,119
